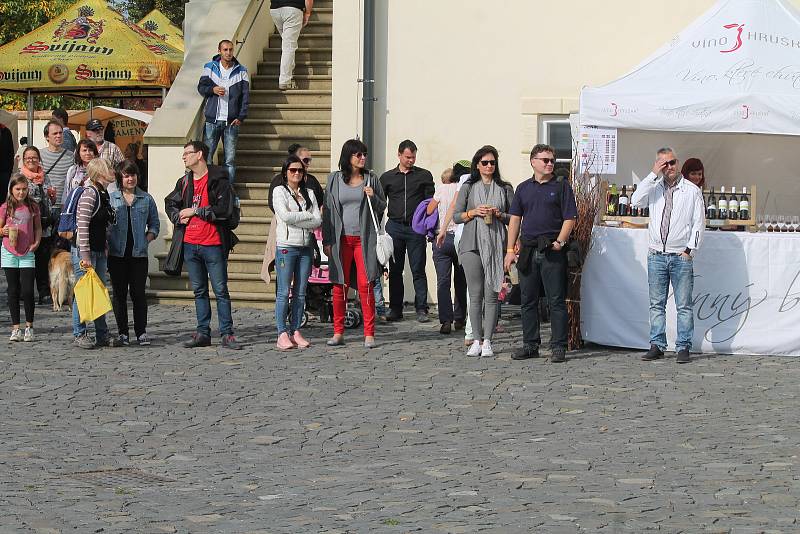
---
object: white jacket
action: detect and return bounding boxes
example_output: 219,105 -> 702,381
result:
630,173 -> 705,254
273,184 -> 322,247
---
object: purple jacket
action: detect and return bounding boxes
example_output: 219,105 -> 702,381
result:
412,199 -> 438,240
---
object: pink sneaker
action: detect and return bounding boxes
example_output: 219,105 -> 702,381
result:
276,332 -> 296,351
291,330 -> 310,348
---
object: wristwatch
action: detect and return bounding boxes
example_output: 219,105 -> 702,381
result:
558,240 -> 567,247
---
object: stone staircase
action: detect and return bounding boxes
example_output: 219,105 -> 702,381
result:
148,1 -> 333,309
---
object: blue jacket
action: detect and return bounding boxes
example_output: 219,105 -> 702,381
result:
108,188 -> 160,258
198,54 -> 250,123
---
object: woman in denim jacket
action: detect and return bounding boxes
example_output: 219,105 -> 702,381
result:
107,160 -> 160,346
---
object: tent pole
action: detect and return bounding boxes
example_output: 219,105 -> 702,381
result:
89,96 -> 94,119
26,90 -> 34,145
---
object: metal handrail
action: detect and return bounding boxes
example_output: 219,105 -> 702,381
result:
236,0 -> 266,55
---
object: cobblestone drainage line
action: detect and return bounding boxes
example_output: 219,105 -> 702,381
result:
65,468 -> 175,488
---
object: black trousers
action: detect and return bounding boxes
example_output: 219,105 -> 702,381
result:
5,267 -> 35,325
518,247 -> 568,349
386,219 -> 429,313
108,256 -> 149,338
33,236 -> 53,297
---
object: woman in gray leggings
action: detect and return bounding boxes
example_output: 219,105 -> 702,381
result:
452,145 -> 514,358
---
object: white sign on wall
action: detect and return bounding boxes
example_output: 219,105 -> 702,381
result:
578,126 -> 617,175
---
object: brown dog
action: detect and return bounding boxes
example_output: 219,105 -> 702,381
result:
49,249 -> 75,311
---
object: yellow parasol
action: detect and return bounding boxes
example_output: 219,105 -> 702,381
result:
138,9 -> 184,52
0,0 -> 183,93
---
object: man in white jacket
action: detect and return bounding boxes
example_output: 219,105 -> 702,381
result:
631,147 -> 705,364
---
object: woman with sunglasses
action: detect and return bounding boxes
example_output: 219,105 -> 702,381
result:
63,139 -> 99,204
322,139 -> 387,348
268,143 -> 324,213
452,145 -> 514,358
272,155 -> 322,350
18,146 -> 55,304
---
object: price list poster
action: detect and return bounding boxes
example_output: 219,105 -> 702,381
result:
579,126 -> 617,175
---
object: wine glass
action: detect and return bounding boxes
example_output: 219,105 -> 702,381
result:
792,216 -> 799,232
778,215 -> 787,232
772,214 -> 780,232
757,214 -> 766,232
765,214 -> 773,232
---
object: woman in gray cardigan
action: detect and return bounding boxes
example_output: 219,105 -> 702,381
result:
322,139 -> 387,348
453,145 -> 514,358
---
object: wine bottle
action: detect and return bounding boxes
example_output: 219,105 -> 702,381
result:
618,185 -> 629,216
706,187 -> 718,220
641,201 -> 649,217
739,187 -> 750,220
728,186 -> 739,220
630,184 -> 639,217
607,183 -> 618,216
718,186 -> 729,219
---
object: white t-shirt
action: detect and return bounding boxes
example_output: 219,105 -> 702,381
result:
434,182 -> 459,233
216,64 -> 234,122
454,174 -> 470,244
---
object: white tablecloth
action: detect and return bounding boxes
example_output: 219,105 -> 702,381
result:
581,226 -> 800,355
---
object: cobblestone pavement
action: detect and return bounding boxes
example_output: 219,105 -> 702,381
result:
1,282 -> 799,533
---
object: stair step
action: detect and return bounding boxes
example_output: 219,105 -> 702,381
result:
252,74 -> 332,91
146,289 -> 275,310
239,121 -> 331,139
262,48 -> 332,63
247,103 -> 331,120
149,271 -> 274,295
258,61 -> 331,76
237,133 -> 330,151
249,89 -> 331,105
268,33 -> 332,48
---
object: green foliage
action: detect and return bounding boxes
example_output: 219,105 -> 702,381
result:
0,0 -> 75,46
110,0 -> 185,26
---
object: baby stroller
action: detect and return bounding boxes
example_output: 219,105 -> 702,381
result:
291,228 -> 363,329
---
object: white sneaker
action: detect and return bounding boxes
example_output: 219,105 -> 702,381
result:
137,333 -> 151,346
23,327 -> 34,342
481,339 -> 494,357
466,339 -> 482,357
9,328 -> 22,342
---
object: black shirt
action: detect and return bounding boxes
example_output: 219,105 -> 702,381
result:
270,0 -> 305,10
268,172 -> 324,213
378,165 -> 435,224
124,205 -> 134,257
509,177 -> 578,240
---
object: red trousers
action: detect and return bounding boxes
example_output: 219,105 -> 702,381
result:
333,235 -> 375,336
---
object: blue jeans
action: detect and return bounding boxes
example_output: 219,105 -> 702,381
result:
183,244 -> 233,337
373,274 -> 385,316
71,248 -> 109,340
203,120 -> 239,183
647,251 -> 694,351
274,246 -> 313,335
386,219 -> 428,313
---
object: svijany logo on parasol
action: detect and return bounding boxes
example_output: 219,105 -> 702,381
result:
53,6 -> 105,44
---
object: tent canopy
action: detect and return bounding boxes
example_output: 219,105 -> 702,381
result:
580,0 -> 800,136
0,0 -> 183,93
138,9 -> 184,52
68,105 -> 152,129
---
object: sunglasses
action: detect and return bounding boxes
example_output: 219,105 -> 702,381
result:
479,160 -> 497,167
287,167 -> 304,174
353,152 -> 368,159
663,159 -> 677,166
533,157 -> 556,165
302,157 -> 312,165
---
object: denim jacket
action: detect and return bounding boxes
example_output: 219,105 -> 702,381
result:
108,188 -> 160,257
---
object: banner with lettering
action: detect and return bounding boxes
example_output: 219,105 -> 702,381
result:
581,226 -> 800,356
138,9 -> 184,52
0,0 -> 182,92
581,0 -> 800,136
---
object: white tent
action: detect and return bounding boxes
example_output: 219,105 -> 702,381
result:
579,0 -> 800,214
581,0 -> 800,135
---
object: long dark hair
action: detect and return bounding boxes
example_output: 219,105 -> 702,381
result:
281,155 -> 312,211
4,173 -> 37,214
468,145 -> 509,187
338,138 -> 368,183
74,139 -> 99,166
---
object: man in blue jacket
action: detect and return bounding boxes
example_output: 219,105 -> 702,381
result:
198,40 -> 250,183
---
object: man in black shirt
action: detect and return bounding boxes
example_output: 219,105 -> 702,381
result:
379,140 -> 435,322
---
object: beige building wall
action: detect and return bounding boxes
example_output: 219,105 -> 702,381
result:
333,0 -> 800,182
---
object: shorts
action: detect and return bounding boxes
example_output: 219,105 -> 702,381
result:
1,247 -> 35,269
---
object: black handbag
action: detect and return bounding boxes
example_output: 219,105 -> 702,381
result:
163,225 -> 185,276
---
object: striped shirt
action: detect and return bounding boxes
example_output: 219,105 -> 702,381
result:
40,148 -> 73,205
76,186 -> 99,262
98,141 -> 124,167
660,178 -> 679,247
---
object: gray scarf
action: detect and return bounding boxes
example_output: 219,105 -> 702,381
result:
470,180 -> 507,293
